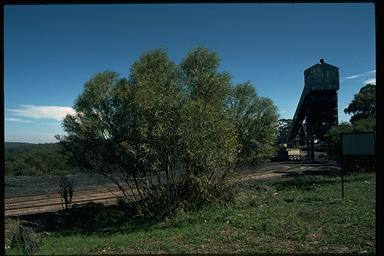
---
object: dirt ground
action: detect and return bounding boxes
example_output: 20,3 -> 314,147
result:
5,159 -> 341,217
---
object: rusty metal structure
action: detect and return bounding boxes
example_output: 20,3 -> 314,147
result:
288,59 -> 339,160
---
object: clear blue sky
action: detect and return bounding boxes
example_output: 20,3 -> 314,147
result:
4,3 -> 375,143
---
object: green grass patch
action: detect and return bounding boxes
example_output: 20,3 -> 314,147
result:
6,172 -> 375,254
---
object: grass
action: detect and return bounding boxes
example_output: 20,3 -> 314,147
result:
5,172 -> 375,254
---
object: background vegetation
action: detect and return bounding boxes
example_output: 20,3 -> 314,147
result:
5,142 -> 79,176
325,83 -> 376,160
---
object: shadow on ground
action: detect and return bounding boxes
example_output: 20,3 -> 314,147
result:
16,202 -> 159,236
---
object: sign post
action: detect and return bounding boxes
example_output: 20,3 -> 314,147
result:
340,132 -> 375,199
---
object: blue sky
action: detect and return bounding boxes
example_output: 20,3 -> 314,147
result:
4,3 -> 375,143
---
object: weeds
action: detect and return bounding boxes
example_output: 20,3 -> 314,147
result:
58,176 -> 74,211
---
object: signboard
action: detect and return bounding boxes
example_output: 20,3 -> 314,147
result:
339,132 -> 375,199
341,132 -> 375,155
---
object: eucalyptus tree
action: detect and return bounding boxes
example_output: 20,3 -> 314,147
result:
344,83 -> 376,124
325,83 -> 376,160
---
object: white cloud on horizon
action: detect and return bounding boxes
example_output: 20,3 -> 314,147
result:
344,70 -> 376,80
363,78 -> 376,85
8,105 -> 75,121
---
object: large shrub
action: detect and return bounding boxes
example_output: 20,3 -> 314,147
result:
229,82 -> 279,165
58,47 -> 278,217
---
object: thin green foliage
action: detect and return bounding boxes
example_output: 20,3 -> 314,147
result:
57,47 -> 278,217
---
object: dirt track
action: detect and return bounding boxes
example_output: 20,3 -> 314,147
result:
5,160 -> 340,217
5,187 -> 127,217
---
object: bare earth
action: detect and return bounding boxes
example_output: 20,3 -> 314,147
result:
5,160 -> 340,217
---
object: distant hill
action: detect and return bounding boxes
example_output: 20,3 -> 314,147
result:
5,142 -> 57,148
5,142 -> 36,147
5,142 -> 39,151
5,142 -> 59,159
5,142 -> 80,176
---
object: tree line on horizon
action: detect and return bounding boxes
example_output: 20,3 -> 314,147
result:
5,142 -> 80,176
